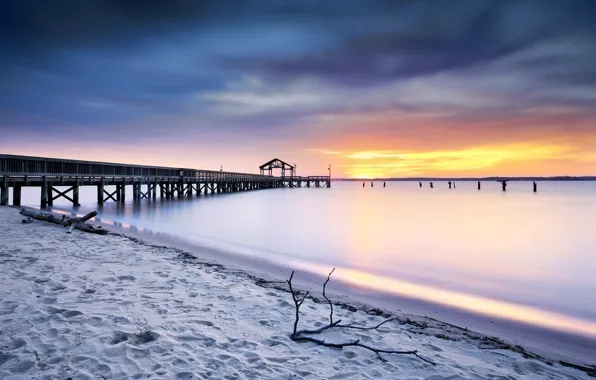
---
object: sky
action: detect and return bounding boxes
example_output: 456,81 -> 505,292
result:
1,0 -> 595,178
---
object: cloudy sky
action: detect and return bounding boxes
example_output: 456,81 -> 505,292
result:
1,0 -> 595,177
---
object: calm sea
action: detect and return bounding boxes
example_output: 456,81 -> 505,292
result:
13,180 -> 596,339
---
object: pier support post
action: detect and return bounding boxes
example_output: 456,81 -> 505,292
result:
196,182 -> 201,196
133,182 -> 140,201
97,180 -> 104,205
177,182 -> 182,198
73,180 -> 80,207
152,181 -> 157,200
120,183 -> 126,203
13,184 -> 22,206
48,186 -> 53,206
1,177 -> 8,206
40,178 -> 48,209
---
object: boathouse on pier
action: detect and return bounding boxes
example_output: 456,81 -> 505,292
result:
259,158 -> 295,177
258,158 -> 330,189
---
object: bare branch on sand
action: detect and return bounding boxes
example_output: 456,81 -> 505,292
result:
286,269 -> 436,365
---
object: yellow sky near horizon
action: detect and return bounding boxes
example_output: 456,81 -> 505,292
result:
316,140 -> 596,178
2,138 -> 594,179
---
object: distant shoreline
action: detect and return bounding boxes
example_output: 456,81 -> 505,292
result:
334,176 -> 596,181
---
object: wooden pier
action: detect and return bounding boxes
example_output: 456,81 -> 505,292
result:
0,155 -> 330,208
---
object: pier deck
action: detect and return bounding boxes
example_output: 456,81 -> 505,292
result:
0,154 -> 330,208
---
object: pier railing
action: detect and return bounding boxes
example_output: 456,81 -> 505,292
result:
0,154 -> 272,182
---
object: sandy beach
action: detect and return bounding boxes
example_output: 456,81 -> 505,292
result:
0,206 -> 592,379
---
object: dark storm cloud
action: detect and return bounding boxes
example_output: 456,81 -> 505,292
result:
0,0 -> 225,52
0,0 -> 595,139
225,0 -> 596,86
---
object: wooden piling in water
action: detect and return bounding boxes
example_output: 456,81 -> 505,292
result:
13,184 -> 21,206
120,184 -> 125,203
40,178 -> 48,209
47,186 -> 53,206
0,178 -> 8,206
97,182 -> 104,205
73,180 -> 80,206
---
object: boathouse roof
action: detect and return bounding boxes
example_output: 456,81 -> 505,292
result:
259,158 -> 295,170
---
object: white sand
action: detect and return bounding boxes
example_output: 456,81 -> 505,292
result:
0,206 -> 590,379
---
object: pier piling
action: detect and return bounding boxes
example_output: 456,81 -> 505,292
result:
40,179 -> 48,209
47,186 -> 53,206
13,184 -> 21,206
0,186 -> 7,206
1,176 -> 8,206
73,181 -> 80,206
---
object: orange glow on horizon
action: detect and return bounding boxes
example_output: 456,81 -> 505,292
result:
338,142 -> 582,178
2,108 -> 595,178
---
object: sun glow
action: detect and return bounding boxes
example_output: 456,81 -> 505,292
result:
341,142 -> 579,178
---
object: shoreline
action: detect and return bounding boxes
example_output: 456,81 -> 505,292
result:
2,205 -> 595,379
113,224 -> 596,369
95,212 -> 596,365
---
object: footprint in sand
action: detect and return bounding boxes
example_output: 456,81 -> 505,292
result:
423,343 -> 443,352
216,354 -> 232,361
8,359 -> 35,374
46,306 -> 83,318
261,338 -> 283,348
48,281 -> 67,291
343,351 -> 358,359
0,300 -> 19,314
276,299 -> 292,308
109,330 -> 159,345
264,356 -> 288,364
196,320 -> 215,327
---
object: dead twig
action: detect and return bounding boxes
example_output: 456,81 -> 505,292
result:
322,268 -> 335,324
286,271 -> 309,336
286,269 -> 436,365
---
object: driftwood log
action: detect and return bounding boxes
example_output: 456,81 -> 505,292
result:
19,208 -> 108,235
